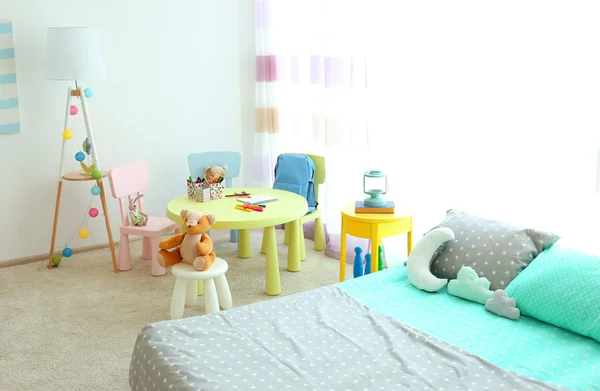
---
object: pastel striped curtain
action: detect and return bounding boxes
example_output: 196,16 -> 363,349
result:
251,0 -> 380,261
0,19 -> 19,134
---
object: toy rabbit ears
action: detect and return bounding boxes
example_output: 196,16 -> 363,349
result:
130,194 -> 144,206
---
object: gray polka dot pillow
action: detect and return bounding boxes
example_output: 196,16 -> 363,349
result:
428,209 -> 560,291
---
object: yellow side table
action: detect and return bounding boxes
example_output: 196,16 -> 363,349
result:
339,203 -> 413,281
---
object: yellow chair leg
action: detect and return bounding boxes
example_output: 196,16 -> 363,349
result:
283,222 -> 291,245
287,220 -> 301,272
197,280 -> 204,296
314,217 -> 326,251
299,222 -> 306,261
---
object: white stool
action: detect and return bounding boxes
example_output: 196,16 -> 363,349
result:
169,258 -> 232,319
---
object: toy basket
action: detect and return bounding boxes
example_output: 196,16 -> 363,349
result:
187,181 -> 224,202
187,183 -> 211,202
205,183 -> 224,200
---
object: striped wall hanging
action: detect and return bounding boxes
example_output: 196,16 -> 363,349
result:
0,19 -> 19,134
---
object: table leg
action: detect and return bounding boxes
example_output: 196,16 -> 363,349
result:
287,220 -> 301,272
371,224 -> 380,274
283,222 -> 291,245
339,219 -> 347,282
264,226 -> 281,296
260,228 -> 268,254
299,222 -> 306,261
238,229 -> 251,259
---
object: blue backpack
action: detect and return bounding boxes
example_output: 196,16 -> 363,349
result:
273,154 -> 318,213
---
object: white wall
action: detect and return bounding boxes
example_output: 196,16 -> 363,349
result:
0,0 -> 255,263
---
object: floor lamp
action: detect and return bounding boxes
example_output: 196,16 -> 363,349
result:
45,27 -> 118,272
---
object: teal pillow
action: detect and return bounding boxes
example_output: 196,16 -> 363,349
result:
505,244 -> 600,342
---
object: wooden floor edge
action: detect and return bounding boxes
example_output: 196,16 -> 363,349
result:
0,237 -> 142,269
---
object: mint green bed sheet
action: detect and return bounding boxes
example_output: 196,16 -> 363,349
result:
337,266 -> 600,391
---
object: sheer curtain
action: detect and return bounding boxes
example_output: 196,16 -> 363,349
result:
252,0 -> 379,260
252,0 -> 600,263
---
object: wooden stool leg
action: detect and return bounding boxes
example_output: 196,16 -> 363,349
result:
170,278 -> 186,319
97,180 -> 118,273
215,274 -> 232,310
48,180 -> 63,269
185,279 -> 198,306
204,278 -> 220,314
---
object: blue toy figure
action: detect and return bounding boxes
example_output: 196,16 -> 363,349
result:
364,253 -> 372,275
353,246 -> 363,278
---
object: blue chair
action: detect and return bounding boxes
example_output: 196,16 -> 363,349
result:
188,151 -> 242,242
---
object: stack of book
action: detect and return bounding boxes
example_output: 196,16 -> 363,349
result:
355,200 -> 395,214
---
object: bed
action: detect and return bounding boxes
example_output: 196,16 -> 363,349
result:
129,265 -> 600,391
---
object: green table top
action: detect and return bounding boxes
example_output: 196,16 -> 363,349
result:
166,187 -> 308,230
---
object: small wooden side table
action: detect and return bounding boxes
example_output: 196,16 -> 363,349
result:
47,169 -> 118,272
339,203 -> 413,281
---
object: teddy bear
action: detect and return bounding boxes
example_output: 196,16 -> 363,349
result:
203,164 -> 227,182
156,209 -> 217,271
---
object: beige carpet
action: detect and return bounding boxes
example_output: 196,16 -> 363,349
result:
0,229 -> 353,391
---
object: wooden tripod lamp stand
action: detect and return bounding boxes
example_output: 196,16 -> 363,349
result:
45,27 -> 118,272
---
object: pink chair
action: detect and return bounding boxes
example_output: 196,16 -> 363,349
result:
108,161 -> 179,276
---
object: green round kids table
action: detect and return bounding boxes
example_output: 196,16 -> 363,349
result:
166,188 -> 308,296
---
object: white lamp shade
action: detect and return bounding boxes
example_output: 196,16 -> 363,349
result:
45,27 -> 107,81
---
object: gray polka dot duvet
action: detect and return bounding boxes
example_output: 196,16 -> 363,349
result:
129,286 -> 566,391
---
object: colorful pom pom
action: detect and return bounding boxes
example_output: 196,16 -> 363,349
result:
79,229 -> 89,239
84,88 -> 94,98
75,152 -> 85,162
70,105 -> 78,115
89,208 -> 99,218
91,185 -> 101,195
62,129 -> 73,140
52,255 -> 62,266
91,169 -> 102,180
62,247 -> 73,257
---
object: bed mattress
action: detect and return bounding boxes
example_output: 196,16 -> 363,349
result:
338,266 -> 600,391
128,265 -> 598,390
